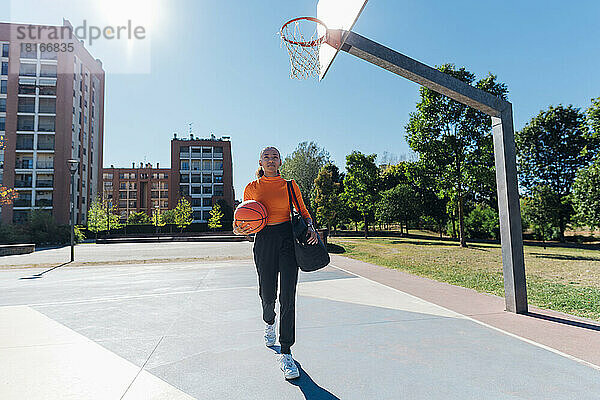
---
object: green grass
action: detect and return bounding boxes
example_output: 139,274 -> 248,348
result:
330,235 -> 600,321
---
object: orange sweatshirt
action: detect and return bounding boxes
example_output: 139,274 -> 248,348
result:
243,175 -> 312,225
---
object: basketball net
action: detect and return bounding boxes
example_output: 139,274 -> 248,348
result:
280,17 -> 327,80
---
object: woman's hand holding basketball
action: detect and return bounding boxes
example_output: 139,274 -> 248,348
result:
233,220 -> 253,235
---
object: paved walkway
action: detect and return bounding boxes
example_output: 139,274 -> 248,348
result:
0,243 -> 598,399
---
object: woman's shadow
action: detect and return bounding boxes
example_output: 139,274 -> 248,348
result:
269,346 -> 341,400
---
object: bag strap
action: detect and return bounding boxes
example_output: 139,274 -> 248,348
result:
286,180 -> 302,214
286,180 -> 295,217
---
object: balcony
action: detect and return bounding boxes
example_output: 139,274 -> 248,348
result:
37,143 -> 55,151
36,162 -> 54,169
15,161 -> 33,169
36,179 -> 53,188
35,199 -> 53,207
16,142 -> 34,150
13,198 -> 32,207
15,180 -> 33,188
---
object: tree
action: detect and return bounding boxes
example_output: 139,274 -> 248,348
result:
208,203 -> 224,231
127,211 -> 151,225
376,183 -> 420,234
343,151 -> 380,238
161,209 -> 177,233
572,156 -> 600,230
0,136 -> 17,206
174,198 -> 193,232
406,65 -> 507,247
87,197 -> 106,238
151,208 -> 166,235
312,163 -> 343,232
280,141 -> 330,212
521,185 -> 561,247
86,197 -> 121,238
516,104 -> 600,241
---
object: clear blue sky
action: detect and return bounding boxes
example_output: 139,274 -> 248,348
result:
5,0 -> 600,200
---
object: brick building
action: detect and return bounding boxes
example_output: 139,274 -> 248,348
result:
171,134 -> 234,222
0,20 -> 104,224
102,163 -> 169,221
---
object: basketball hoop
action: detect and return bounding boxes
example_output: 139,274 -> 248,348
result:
280,17 -> 328,80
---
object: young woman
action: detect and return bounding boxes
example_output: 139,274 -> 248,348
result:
233,146 -> 318,380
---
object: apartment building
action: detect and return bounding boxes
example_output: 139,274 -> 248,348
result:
0,20 -> 105,224
171,134 -> 234,223
102,163 -> 169,221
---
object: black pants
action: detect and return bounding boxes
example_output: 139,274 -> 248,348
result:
253,221 -> 298,354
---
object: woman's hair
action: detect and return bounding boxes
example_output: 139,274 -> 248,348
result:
256,146 -> 281,178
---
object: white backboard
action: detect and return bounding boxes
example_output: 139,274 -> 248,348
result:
317,0 -> 368,80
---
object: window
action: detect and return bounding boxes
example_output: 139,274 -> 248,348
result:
214,161 -> 223,171
38,98 -> 56,114
214,146 -> 223,156
17,115 -> 34,131
0,98 -> 5,112
191,160 -> 201,171
37,135 -> 54,150
191,198 -> 202,207
39,85 -> 56,96
214,175 -> 223,183
191,186 -> 202,194
119,192 -> 127,199
214,185 -> 224,196
0,117 -> 5,131
180,160 -> 189,170
18,97 -> 35,113
202,186 -> 212,195
128,200 -> 137,208
19,63 -> 36,77
202,160 -> 212,171
179,185 -> 189,195
151,191 -> 159,198
38,116 -> 55,132
202,174 -> 212,183
119,200 -> 127,208
179,146 -> 189,155
18,83 -> 36,95
129,191 -> 137,199
203,198 -> 212,207
119,173 -> 125,179
1,80 -> 6,94
40,48 -> 57,60
2,44 -> 8,58
120,183 -> 126,190
202,147 -> 212,155
103,173 -> 113,180
191,174 -> 201,183
180,173 -> 189,183
193,211 -> 202,220
1,62 -> 7,75
40,64 -> 57,78
20,43 -> 37,59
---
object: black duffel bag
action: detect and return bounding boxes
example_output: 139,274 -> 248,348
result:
286,180 -> 330,272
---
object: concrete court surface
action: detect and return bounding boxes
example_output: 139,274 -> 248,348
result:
0,242 -> 599,399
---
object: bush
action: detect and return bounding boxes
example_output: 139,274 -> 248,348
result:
465,205 -> 500,240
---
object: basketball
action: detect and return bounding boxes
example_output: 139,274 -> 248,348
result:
234,200 -> 268,234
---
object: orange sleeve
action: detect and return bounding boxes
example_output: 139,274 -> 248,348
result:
291,180 -> 312,222
243,182 -> 253,201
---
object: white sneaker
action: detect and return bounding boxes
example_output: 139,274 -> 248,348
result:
278,353 -> 300,380
264,321 -> 276,347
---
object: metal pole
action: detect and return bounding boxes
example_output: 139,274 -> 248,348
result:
337,30 -> 528,313
70,171 -> 75,262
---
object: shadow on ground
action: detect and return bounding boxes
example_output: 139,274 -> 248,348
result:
526,312 -> 600,332
268,345 -> 340,399
19,262 -> 71,280
530,253 -> 600,262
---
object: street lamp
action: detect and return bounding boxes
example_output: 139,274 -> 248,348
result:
67,159 -> 79,262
